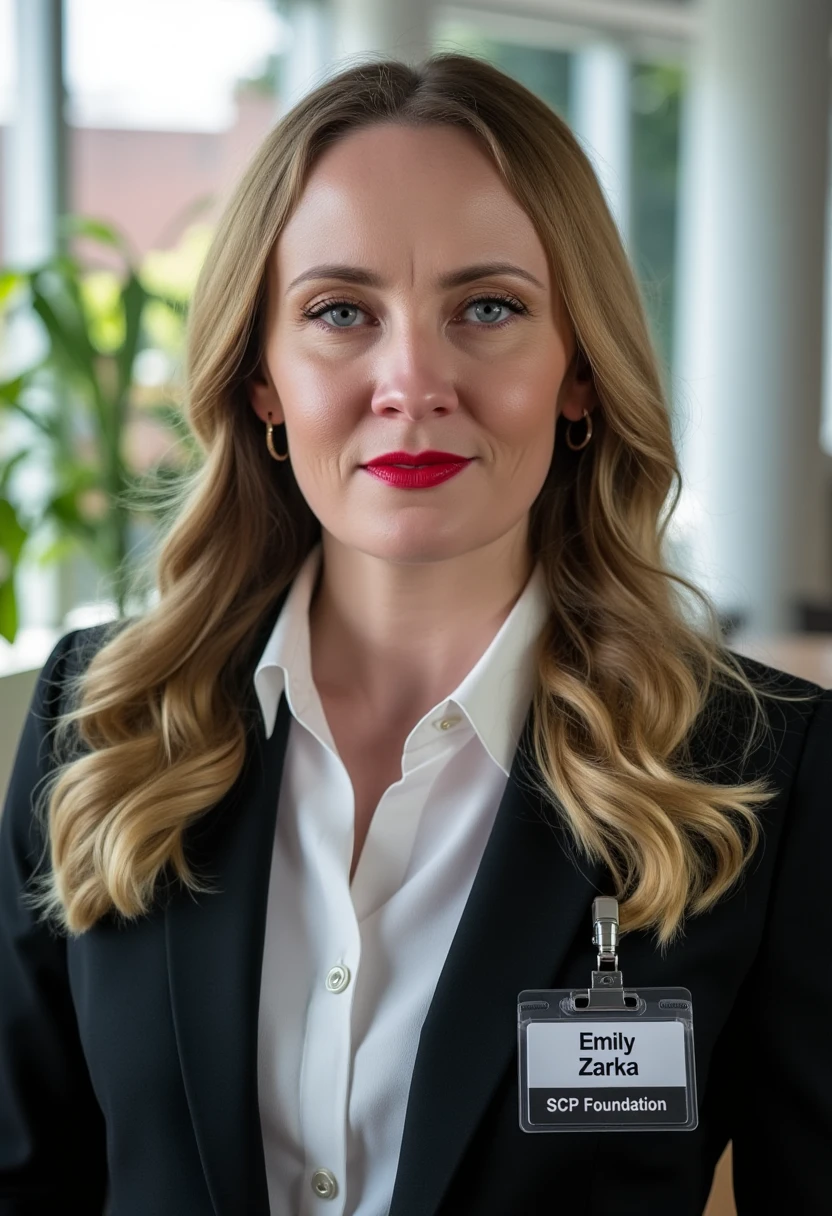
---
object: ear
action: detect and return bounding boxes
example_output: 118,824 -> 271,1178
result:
558,349 -> 597,423
246,362 -> 283,427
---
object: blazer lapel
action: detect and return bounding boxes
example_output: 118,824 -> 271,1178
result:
165,590 -> 293,1216
388,710 -> 607,1216
165,591 -> 607,1216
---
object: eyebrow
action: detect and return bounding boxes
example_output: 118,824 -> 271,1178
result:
285,261 -> 546,294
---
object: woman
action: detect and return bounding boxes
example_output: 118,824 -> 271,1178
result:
0,52 -> 829,1216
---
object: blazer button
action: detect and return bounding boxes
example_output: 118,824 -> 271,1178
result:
325,964 -> 351,992
311,1167 -> 339,1199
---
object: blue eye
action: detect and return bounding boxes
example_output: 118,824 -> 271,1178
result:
302,292 -> 528,331
306,301 -> 367,328
465,296 -> 526,325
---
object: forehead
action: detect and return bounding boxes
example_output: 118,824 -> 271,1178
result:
274,123 -> 551,291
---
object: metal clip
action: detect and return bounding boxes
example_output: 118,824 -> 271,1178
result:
587,896 -> 626,1009
592,896 -> 619,970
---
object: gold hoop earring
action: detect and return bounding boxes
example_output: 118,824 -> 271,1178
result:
565,408 -> 593,451
266,412 -> 289,462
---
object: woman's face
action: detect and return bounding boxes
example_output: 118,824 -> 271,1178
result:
248,122 -> 594,565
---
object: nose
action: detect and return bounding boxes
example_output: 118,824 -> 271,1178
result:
368,320 -> 459,420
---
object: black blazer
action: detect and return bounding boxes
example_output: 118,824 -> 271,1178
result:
1,606 -> 831,1216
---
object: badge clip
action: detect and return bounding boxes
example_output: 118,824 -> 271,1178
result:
517,895 -> 699,1132
587,895 -> 628,1010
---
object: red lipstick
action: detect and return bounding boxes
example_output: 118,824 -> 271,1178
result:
361,450 -> 474,490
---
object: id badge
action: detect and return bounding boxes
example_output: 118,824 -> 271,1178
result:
518,898 -> 698,1133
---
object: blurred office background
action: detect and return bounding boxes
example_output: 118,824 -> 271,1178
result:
5,0 -> 832,655
3,3 -> 829,1211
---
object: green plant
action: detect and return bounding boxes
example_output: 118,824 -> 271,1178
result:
0,215 -> 203,643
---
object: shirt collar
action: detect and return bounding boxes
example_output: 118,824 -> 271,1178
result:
253,541 -> 550,777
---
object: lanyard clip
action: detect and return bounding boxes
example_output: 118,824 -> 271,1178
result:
587,896 -> 626,1009
593,896 -> 619,970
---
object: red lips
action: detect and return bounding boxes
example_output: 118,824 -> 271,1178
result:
362,450 -> 470,467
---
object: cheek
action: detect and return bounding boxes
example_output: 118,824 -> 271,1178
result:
476,344 -> 562,409
274,361 -> 356,445
480,373 -> 559,447
273,370 -> 353,484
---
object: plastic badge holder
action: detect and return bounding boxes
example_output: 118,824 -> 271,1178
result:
517,898 -> 698,1133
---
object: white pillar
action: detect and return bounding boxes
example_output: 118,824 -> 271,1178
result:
570,42 -> 631,249
281,0 -> 436,112
673,0 -> 832,635
281,0 -> 336,112
5,0 -> 66,264
2,0 -> 68,631
331,0 -> 434,66
820,115 -> 832,457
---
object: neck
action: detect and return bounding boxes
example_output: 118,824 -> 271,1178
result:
308,527 -> 535,723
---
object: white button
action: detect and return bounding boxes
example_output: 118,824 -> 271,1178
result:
310,1167 -> 339,1199
325,964 -> 351,992
434,714 -> 462,732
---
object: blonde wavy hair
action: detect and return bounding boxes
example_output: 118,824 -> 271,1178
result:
24,52 -> 813,945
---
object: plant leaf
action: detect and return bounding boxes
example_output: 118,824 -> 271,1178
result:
42,463 -> 108,551
0,449 -> 33,494
30,264 -> 113,448
30,531 -> 83,567
0,271 -> 27,308
30,269 -> 97,382
0,375 -> 26,405
0,497 -> 28,565
0,381 -> 59,437
60,215 -> 137,267
0,498 -> 27,641
144,289 -> 189,317
116,271 -> 147,413
0,576 -> 18,643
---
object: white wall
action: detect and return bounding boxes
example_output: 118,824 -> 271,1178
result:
0,666 -> 39,807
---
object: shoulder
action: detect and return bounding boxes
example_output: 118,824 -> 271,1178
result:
2,622 -> 129,869
58,619 -> 130,666
685,652 -> 832,914
22,622 -> 131,734
726,647 -> 824,701
44,619 -> 131,675
685,648 -> 828,793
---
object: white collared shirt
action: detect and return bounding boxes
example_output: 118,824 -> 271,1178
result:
255,541 -> 550,1215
